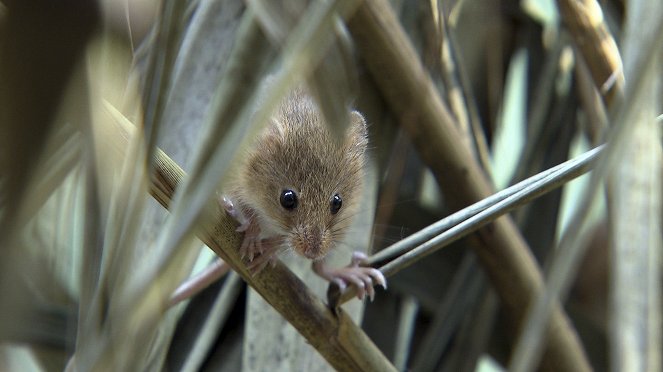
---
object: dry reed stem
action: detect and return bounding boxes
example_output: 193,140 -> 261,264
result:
556,0 -> 623,104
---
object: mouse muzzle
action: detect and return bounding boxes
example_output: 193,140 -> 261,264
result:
292,226 -> 329,260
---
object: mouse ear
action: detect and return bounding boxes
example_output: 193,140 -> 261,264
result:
345,110 -> 368,153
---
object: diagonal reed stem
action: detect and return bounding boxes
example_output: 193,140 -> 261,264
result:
331,144 -> 603,305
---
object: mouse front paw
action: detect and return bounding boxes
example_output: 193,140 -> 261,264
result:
219,195 -> 262,260
313,252 -> 387,301
220,196 -> 248,229
219,195 -> 286,273
246,236 -> 286,274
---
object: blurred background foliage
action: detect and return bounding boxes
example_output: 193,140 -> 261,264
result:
0,0 -> 661,371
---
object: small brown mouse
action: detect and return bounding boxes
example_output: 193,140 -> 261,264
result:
222,87 -> 386,300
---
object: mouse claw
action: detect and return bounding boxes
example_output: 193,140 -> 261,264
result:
239,234 -> 262,262
246,237 -> 285,275
349,251 -> 387,292
370,268 -> 387,290
332,277 -> 347,292
231,212 -> 264,263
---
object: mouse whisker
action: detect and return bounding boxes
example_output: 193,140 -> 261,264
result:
334,211 -> 361,223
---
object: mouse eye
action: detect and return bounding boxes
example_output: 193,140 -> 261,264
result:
330,194 -> 342,214
280,189 -> 298,210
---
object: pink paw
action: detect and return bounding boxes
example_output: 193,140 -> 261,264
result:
245,236 -> 286,274
220,196 -> 262,260
220,196 -> 244,226
220,195 -> 283,274
314,252 -> 387,301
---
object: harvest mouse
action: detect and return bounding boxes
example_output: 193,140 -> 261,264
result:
221,87 -> 386,301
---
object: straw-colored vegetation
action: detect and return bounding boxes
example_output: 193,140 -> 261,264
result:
0,0 -> 661,371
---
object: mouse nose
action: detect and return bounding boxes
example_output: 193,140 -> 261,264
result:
294,227 -> 326,260
303,233 -> 322,259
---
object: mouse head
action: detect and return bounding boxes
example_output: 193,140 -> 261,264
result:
243,101 -> 368,261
